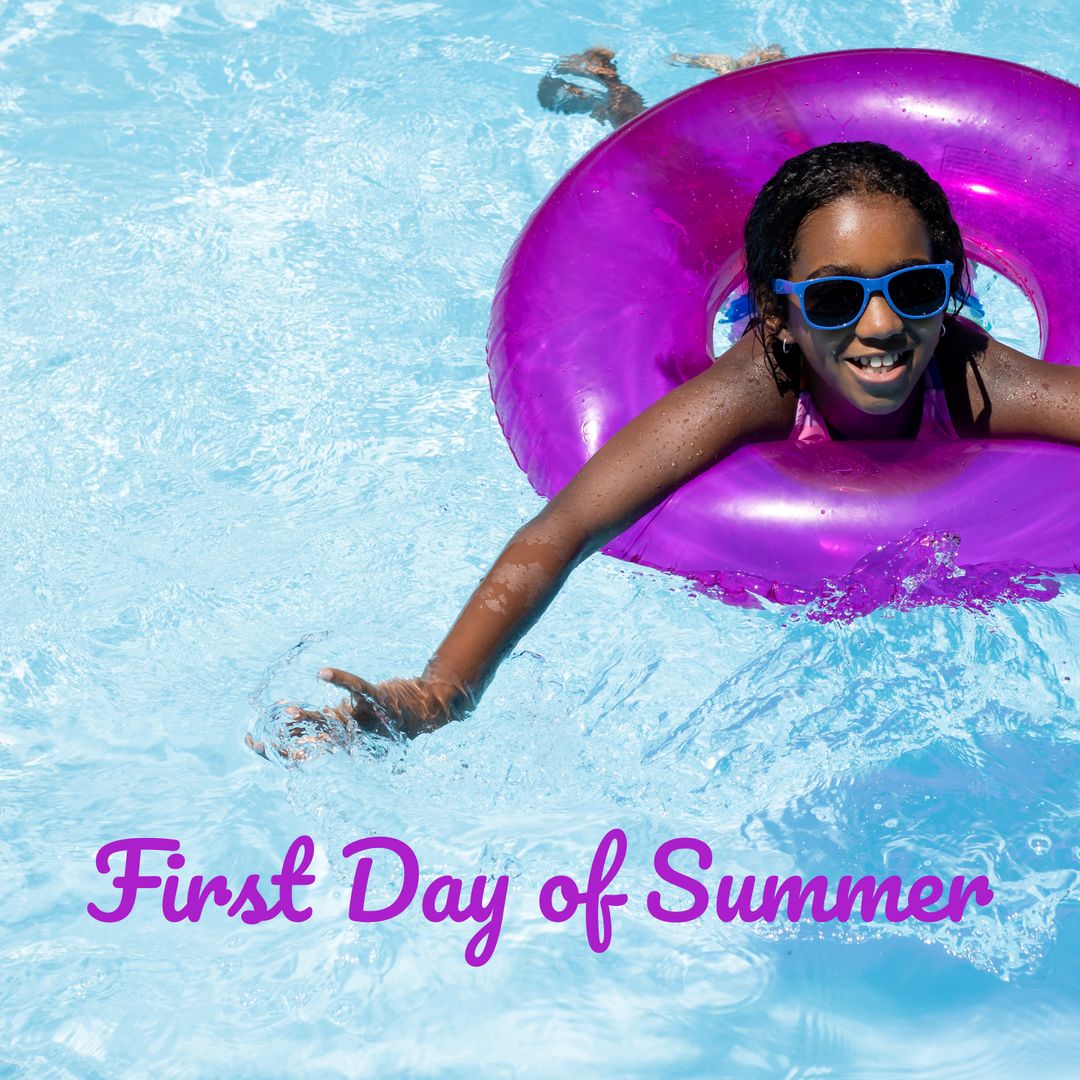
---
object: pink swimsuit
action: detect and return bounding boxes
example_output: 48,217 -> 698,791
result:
791,357 -> 957,442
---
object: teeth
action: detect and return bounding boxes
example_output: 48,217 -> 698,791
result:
855,352 -> 902,369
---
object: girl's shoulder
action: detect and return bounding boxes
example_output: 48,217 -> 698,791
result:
705,330 -> 799,439
937,317 -> 1080,441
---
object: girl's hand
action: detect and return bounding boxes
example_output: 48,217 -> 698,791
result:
245,668 -> 466,761
315,667 -> 466,738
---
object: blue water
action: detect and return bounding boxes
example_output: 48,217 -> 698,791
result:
2,2 -> 1079,1076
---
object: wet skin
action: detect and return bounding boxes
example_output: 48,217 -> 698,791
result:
249,194 -> 1080,759
777,193 -> 943,439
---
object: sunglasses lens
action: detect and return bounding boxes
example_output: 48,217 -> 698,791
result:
801,279 -> 866,328
888,266 -> 949,317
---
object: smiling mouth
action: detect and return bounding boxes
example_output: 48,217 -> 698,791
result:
844,349 -> 913,380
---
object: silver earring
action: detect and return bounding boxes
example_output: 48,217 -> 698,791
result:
781,338 -> 791,354
939,323 -> 946,338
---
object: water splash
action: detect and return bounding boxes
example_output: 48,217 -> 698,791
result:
804,530 -> 1060,623
247,630 -> 331,715
692,530 -> 1061,622
248,631 -> 340,765
248,632 -> 409,765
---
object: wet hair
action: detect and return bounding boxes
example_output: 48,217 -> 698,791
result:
743,141 -> 968,393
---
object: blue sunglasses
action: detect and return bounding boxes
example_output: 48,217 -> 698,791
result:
773,262 -> 954,330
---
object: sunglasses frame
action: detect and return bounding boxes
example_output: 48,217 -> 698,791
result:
772,261 -> 955,330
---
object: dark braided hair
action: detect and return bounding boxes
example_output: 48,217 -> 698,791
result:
743,141 -> 968,393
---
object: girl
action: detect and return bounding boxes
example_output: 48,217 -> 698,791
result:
249,142 -> 1080,757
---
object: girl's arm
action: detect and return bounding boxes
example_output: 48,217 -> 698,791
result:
319,334 -> 791,738
943,318 -> 1080,442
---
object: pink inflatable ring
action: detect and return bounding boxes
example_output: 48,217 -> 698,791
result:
487,49 -> 1080,603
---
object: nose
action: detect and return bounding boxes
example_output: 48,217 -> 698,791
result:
855,291 -> 905,342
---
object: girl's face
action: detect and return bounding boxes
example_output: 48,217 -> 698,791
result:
779,193 -> 944,436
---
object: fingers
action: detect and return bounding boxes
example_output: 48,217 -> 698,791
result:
284,696 -> 386,744
247,727 -> 332,764
317,667 -> 401,735
245,729 -> 311,763
247,701 -> 344,765
245,732 -> 270,759
318,667 -> 380,700
285,704 -> 328,729
247,669 -> 410,766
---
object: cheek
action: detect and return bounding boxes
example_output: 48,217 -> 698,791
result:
907,322 -> 940,356
788,305 -> 840,348
794,325 -> 847,363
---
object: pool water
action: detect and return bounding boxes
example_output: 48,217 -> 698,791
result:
2,1 -> 1079,1076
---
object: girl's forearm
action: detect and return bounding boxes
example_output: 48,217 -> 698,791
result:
419,338 -> 781,719
421,507 -> 594,713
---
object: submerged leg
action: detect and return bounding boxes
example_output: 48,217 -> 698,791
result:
537,46 -> 647,129
667,44 -> 786,75
537,74 -> 605,116
554,45 -> 621,84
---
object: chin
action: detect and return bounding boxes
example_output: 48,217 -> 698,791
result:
853,390 -> 912,415
844,361 -> 927,415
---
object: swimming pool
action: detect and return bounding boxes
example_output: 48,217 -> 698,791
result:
3,1 -> 1079,1075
